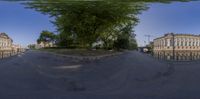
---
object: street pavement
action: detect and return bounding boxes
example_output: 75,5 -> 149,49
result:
1,50 -> 200,99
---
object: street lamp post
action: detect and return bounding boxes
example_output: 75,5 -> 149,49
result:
172,33 -> 175,60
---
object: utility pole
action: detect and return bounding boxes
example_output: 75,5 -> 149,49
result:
144,41 -> 146,47
144,35 -> 153,44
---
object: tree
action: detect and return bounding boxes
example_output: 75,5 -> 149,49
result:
25,0 -> 193,49
25,1 -> 145,48
28,44 -> 36,49
129,37 -> 138,50
37,30 -> 56,47
112,23 -> 132,49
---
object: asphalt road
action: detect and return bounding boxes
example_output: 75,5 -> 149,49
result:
1,50 -> 200,99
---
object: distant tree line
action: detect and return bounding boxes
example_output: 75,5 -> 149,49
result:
25,0 -> 193,50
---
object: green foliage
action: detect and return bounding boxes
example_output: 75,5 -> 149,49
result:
26,0 -> 144,48
37,30 -> 56,44
25,0 -> 193,49
129,37 -> 138,50
112,23 -> 138,50
28,44 -> 36,49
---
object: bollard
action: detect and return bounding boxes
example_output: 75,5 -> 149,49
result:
1,51 -> 3,59
2,51 -> 4,59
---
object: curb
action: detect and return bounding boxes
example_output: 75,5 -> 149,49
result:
38,51 -> 124,61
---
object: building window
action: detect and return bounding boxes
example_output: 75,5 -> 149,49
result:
177,41 -> 179,46
170,39 -> 173,46
186,41 -> 188,46
199,42 -> 200,46
181,41 -> 183,46
165,39 -> 167,46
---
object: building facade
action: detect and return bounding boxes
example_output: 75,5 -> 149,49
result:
35,41 -> 54,49
12,44 -> 22,52
153,33 -> 200,61
0,33 -> 13,51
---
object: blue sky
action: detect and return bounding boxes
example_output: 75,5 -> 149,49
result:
135,1 -> 200,46
0,1 -> 55,47
0,1 -> 200,47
